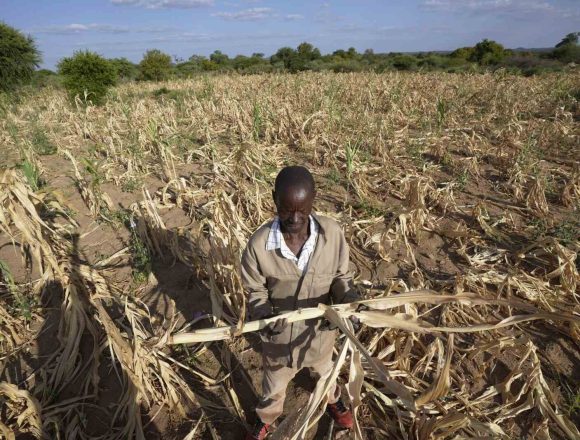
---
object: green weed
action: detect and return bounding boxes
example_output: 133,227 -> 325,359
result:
436,97 -> 447,128
252,102 -> 263,142
110,209 -> 152,282
31,128 -> 57,155
554,219 -> 580,245
354,198 -> 385,217
0,260 -> 35,321
516,137 -> 542,173
18,159 -> 42,190
326,167 -> 341,185
344,140 -> 362,182
566,391 -> 580,417
406,140 -> 425,168
82,157 -> 105,186
121,177 -> 141,193
456,169 -> 469,190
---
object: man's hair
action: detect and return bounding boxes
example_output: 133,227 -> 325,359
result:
274,166 -> 315,196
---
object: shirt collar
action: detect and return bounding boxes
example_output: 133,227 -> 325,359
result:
265,215 -> 318,253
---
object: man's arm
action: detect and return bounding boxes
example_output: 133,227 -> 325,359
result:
241,243 -> 274,320
329,229 -> 360,304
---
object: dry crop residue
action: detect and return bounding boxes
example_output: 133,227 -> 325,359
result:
0,71 -> 579,439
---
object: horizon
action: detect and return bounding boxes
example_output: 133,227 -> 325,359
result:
2,0 -> 578,70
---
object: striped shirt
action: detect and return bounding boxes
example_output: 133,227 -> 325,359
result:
265,215 -> 319,272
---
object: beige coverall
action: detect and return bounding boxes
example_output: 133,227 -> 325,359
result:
241,214 -> 358,424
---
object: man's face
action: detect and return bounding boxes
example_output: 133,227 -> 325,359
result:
273,185 -> 315,233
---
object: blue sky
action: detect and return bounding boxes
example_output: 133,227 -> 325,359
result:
1,0 -> 578,69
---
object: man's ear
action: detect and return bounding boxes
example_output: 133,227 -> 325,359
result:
272,190 -> 277,206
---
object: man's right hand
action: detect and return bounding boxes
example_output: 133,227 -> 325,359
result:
262,317 -> 288,339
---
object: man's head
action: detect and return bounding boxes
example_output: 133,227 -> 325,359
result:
273,166 -> 316,234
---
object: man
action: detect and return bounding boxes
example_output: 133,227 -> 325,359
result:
241,166 -> 359,440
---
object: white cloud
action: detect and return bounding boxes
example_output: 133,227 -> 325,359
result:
33,24 -> 130,34
213,7 -> 275,20
421,0 -> 556,14
32,23 -> 176,34
285,14 -> 304,21
110,0 -> 213,8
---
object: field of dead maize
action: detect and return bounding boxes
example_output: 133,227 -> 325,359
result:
0,71 -> 579,440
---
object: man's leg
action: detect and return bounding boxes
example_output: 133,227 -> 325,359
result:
310,356 -> 341,404
310,356 -> 353,429
256,364 -> 297,424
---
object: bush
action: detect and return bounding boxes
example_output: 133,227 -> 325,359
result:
0,22 -> 41,92
501,56 -> 562,75
31,69 -> 60,88
58,51 -> 117,105
109,57 -> 138,80
417,54 -> 452,70
392,55 -> 417,71
470,39 -> 507,65
551,44 -> 580,64
450,47 -> 475,60
331,59 -> 364,73
139,49 -> 172,81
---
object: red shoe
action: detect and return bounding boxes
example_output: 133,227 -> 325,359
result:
327,399 -> 353,429
245,418 -> 270,440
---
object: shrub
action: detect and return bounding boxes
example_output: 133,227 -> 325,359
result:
31,69 -> 60,88
392,55 -> 417,71
331,59 -> 364,73
139,49 -> 172,81
470,39 -> 507,65
450,47 -> 475,60
417,55 -> 451,70
58,51 -> 117,105
109,57 -> 138,80
0,22 -> 41,92
551,44 -> 580,64
501,56 -> 562,75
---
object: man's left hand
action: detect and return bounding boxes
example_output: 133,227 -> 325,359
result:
349,304 -> 368,332
262,317 -> 288,339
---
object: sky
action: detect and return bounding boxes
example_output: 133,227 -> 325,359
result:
1,0 -> 578,70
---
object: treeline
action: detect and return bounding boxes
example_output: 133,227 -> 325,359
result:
33,33 -> 578,88
169,36 -> 579,77
1,19 -> 578,106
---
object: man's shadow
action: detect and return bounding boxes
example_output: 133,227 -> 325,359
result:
142,226 -> 262,439
0,232 -> 164,439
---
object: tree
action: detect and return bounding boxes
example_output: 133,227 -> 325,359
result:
209,50 -> 230,66
286,42 -> 322,72
0,22 -> 41,92
552,43 -> 580,63
232,54 -> 268,71
392,54 -> 417,71
58,51 -> 116,105
270,47 -> 296,69
551,32 -> 580,63
450,46 -> 475,60
362,48 -> 376,63
469,39 -> 506,65
109,57 -> 138,80
556,32 -> 579,48
296,42 -> 321,61
139,49 -> 172,81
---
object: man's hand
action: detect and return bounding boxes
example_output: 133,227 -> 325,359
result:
262,317 -> 288,339
320,304 -> 368,332
349,304 -> 368,332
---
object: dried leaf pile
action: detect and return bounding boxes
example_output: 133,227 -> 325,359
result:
0,71 -> 578,439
